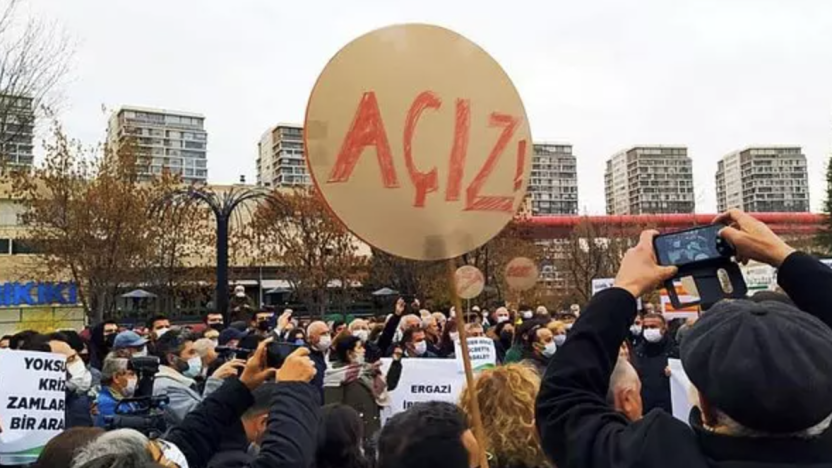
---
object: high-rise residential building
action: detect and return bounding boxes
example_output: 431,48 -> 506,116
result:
0,95 -> 34,171
256,124 -> 309,188
107,106 -> 208,184
604,146 -> 695,215
528,143 -> 578,216
716,147 -> 809,213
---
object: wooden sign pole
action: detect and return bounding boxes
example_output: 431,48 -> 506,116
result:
448,259 -> 489,468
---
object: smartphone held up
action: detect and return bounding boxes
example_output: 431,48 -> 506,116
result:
653,223 -> 747,310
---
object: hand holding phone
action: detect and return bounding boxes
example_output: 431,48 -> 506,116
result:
614,230 -> 678,298
714,210 -> 795,267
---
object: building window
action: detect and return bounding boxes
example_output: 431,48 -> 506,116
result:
11,239 -> 40,254
0,238 -> 10,254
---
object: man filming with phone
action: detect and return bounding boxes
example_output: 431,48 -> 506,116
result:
536,209 -> 832,468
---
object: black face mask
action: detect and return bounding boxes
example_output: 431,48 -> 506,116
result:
499,331 -> 513,348
209,322 -> 225,332
104,334 -> 116,348
257,320 -> 271,331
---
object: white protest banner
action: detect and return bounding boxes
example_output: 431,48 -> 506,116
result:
668,358 -> 694,426
592,278 -> 642,308
380,358 -> 465,423
741,263 -> 777,293
453,337 -> 497,372
0,350 -> 66,465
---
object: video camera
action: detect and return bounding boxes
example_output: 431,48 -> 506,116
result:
105,355 -> 169,438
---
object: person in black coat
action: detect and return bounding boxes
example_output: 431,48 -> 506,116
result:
207,383 -> 278,468
70,340 -> 320,468
535,210 -> 832,468
168,341 -> 320,468
88,321 -> 119,371
632,312 -> 678,414
306,321 -> 332,403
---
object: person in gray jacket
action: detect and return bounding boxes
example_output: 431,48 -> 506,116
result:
153,329 -> 244,425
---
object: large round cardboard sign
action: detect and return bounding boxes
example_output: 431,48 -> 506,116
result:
455,265 -> 485,299
505,257 -> 539,291
304,24 -> 532,261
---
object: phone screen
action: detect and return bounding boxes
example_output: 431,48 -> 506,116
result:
654,225 -> 724,267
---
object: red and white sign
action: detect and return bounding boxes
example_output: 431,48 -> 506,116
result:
505,257 -> 539,291
304,24 -> 532,261
455,265 -> 485,299
660,281 -> 700,319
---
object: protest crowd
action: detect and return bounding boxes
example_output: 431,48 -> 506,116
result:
2,209 -> 832,468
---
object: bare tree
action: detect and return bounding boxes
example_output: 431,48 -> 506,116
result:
249,187 -> 366,316
0,0 -> 73,168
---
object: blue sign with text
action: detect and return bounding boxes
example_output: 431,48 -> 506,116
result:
0,282 -> 78,307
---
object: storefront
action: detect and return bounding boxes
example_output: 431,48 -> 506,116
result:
0,281 -> 84,336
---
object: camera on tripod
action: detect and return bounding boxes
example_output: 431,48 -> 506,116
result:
105,355 -> 169,438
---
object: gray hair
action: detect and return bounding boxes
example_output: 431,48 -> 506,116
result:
689,385 -> 832,438
607,358 -> 640,405
71,429 -> 152,467
712,408 -> 832,439
192,338 -> 216,358
100,355 -> 130,383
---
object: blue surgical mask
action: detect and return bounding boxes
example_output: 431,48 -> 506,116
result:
294,339 -> 305,346
183,356 -> 202,378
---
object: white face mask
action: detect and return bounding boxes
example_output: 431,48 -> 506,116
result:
352,330 -> 369,342
354,353 -> 366,365
157,439 -> 190,468
565,323 -> 573,330
123,378 -> 137,397
315,335 -> 332,352
155,328 -> 170,338
496,316 -> 509,324
630,325 -> 643,336
522,311 -> 533,319
542,342 -> 557,358
449,332 -> 459,342
413,341 -> 427,356
67,359 -> 92,393
133,347 -> 148,358
183,356 -> 203,378
554,334 -> 566,347
643,328 -> 663,343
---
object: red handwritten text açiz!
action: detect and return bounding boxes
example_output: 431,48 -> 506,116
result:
326,91 -> 526,213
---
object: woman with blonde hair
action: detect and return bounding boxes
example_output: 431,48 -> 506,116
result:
459,364 -> 551,468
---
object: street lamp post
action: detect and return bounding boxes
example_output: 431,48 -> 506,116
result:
156,185 -> 268,323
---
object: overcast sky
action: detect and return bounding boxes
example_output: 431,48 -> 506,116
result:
27,0 -> 832,214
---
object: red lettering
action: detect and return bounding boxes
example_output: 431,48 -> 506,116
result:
464,113 -> 523,212
445,99 -> 470,201
404,91 -> 441,207
507,265 -> 533,277
328,92 -> 399,188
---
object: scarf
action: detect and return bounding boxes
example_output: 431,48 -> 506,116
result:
324,361 -> 391,407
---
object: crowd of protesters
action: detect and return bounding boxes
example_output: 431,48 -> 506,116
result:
1,209 -> 832,468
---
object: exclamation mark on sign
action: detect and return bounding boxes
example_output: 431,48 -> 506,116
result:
514,140 -> 527,191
